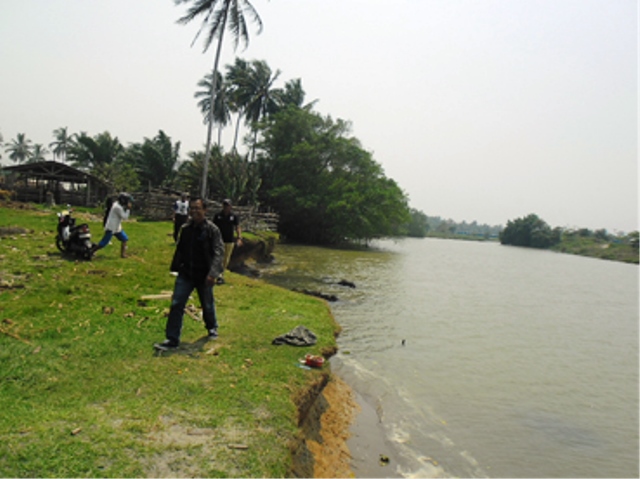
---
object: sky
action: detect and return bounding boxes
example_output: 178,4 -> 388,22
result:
0,0 -> 637,233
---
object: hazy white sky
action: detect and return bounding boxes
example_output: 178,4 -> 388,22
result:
1,0 -> 637,232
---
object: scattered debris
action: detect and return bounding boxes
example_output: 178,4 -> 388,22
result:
140,294 -> 172,300
337,279 -> 356,288
70,427 -> 82,436
184,304 -> 201,322
136,317 -> 149,328
0,325 -> 31,344
102,306 -> 114,315
0,227 -> 32,237
379,454 -> 390,466
228,444 -> 249,450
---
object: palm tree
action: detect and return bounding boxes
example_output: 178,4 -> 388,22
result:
124,130 -> 181,189
0,131 -> 4,161
29,144 -> 49,163
5,133 -> 33,163
238,60 -> 281,161
175,0 -> 263,199
49,127 -> 75,163
194,71 -> 231,146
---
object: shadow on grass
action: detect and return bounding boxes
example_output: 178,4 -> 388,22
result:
153,336 -> 214,358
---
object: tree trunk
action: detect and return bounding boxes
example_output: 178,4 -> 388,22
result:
201,9 -> 229,199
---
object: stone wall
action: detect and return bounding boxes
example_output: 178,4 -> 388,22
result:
132,191 -> 279,232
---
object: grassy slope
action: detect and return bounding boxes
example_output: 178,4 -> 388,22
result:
551,235 -> 639,264
0,204 -> 338,477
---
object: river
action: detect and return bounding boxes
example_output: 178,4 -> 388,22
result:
257,238 -> 639,478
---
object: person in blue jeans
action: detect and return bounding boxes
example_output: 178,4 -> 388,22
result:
154,198 -> 224,351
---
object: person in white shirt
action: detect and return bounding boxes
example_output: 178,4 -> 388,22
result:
173,192 -> 189,242
93,193 -> 132,258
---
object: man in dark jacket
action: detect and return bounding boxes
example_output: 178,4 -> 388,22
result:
154,198 -> 224,351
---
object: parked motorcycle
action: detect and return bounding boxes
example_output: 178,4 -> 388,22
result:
56,207 -> 94,260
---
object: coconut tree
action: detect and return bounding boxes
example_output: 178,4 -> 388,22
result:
5,133 -> 33,163
194,71 -> 231,146
29,144 -> 49,163
49,127 -> 75,163
238,59 -> 281,160
175,0 -> 263,199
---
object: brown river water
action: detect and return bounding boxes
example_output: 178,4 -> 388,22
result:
257,238 -> 638,478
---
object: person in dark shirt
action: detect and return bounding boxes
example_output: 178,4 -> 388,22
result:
212,199 -> 242,284
154,198 -> 224,351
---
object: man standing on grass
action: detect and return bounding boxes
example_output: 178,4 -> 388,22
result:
213,199 -> 242,284
172,192 -> 189,243
154,197 -> 224,351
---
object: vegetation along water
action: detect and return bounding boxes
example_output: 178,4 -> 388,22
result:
259,238 -> 639,478
0,205 -> 342,477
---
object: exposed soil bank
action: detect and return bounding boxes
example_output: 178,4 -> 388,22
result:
292,373 -> 359,478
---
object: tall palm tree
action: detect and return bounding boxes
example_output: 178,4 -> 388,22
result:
194,71 -> 231,146
239,60 -> 281,161
5,133 -> 33,163
29,144 -> 49,163
49,127 -> 75,163
225,57 -> 251,152
175,0 -> 263,199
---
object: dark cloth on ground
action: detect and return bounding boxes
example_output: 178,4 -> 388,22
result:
272,325 -> 318,346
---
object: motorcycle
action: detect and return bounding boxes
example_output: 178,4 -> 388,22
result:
56,207 -> 94,260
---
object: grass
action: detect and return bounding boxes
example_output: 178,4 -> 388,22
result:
551,235 -> 639,264
0,203 -> 339,477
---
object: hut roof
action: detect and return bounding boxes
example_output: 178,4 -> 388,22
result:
2,161 -> 108,187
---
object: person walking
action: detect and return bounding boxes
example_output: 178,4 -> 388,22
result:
154,198 -> 224,351
213,199 -> 242,284
172,192 -> 189,242
93,193 -> 132,258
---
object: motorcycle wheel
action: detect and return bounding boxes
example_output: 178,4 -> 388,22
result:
82,240 -> 94,261
55,236 -> 66,252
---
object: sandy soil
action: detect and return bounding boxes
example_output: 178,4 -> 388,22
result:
306,375 -> 360,478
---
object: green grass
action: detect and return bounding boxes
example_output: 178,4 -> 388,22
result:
0,203 -> 339,477
551,235 -> 639,264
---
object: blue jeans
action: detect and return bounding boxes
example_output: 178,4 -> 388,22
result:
97,230 -> 128,248
165,274 -> 218,343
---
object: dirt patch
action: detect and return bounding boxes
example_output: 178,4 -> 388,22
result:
292,374 -> 360,478
0,226 -> 33,237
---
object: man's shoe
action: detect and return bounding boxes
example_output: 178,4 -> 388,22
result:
216,277 -> 225,285
208,329 -> 218,340
154,339 -> 179,351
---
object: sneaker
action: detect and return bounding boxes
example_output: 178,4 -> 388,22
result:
216,277 -> 225,285
154,339 -> 179,351
207,329 -> 218,340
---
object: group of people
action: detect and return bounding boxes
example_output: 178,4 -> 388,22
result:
95,192 -> 243,352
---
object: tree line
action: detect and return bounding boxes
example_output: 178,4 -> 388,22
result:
499,213 -> 638,263
1,56 -> 418,245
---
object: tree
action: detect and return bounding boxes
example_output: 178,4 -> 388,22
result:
175,0 -> 263,198
49,127 -> 75,163
406,209 -> 429,237
5,133 -> 33,163
235,59 -> 281,160
256,106 -> 410,244
194,71 -> 231,146
124,131 -> 181,190
0,131 -> 3,161
499,214 -> 560,249
29,144 -> 49,163
68,132 -> 138,192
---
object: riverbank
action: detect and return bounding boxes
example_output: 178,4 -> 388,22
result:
0,204 -> 358,477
